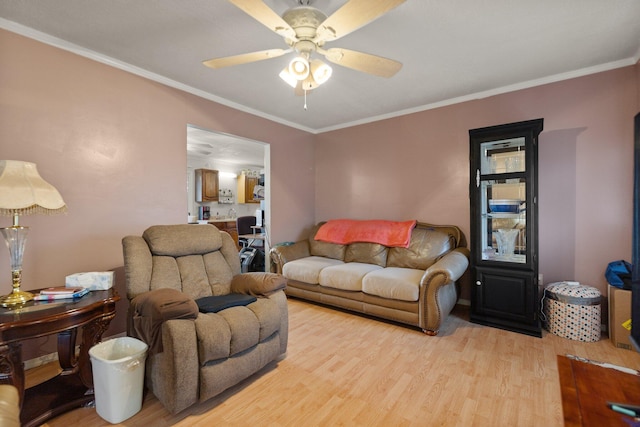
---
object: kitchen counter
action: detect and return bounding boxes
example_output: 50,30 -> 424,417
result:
209,218 -> 236,223
188,218 -> 237,224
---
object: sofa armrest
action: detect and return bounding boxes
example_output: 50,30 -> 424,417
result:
231,272 -> 287,297
420,247 -> 470,287
418,247 -> 470,335
270,241 -> 310,273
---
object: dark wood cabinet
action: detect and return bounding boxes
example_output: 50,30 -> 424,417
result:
469,118 -> 543,337
195,168 -> 219,202
237,173 -> 259,204
212,220 -> 239,249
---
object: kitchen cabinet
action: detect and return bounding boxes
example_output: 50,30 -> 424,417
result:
237,173 -> 260,204
469,118 -> 543,337
195,169 -> 219,202
211,220 -> 239,249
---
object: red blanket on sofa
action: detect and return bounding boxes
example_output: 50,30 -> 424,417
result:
314,219 -> 417,248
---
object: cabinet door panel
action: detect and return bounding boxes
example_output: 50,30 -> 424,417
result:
473,267 -> 537,323
195,169 -> 219,202
237,174 -> 260,204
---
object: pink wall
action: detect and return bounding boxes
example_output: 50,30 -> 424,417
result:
0,27 -> 638,360
0,29 -> 315,357
316,66 -> 639,300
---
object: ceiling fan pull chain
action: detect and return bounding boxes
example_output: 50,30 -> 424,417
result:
303,89 -> 308,110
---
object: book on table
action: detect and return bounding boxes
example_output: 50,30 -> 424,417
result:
33,287 -> 90,301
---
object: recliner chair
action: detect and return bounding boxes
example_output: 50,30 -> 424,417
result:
122,224 -> 288,414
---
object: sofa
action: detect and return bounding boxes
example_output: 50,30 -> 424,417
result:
122,224 -> 288,414
270,221 -> 469,335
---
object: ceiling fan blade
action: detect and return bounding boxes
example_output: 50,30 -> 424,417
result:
203,48 -> 291,69
315,0 -> 406,43
229,0 -> 297,40
320,47 -> 402,78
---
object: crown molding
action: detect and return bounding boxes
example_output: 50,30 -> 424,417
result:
2,17 -> 637,135
316,57 -> 637,133
0,18 -> 316,134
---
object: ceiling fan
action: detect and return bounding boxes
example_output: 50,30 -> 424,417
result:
203,0 -> 406,94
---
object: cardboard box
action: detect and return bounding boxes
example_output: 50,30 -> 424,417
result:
608,284 -> 633,350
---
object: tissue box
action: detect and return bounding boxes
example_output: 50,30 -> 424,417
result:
65,272 -> 114,291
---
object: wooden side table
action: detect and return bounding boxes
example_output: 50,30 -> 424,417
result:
0,289 -> 119,427
557,354 -> 640,426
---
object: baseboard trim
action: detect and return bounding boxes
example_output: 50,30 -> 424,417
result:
23,352 -> 58,370
23,332 -> 127,370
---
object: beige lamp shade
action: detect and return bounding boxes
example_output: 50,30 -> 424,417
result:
0,160 -> 67,216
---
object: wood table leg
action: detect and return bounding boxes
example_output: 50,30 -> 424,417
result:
57,329 -> 78,374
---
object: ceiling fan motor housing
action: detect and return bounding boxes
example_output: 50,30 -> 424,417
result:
203,0 -> 405,88
282,6 -> 328,50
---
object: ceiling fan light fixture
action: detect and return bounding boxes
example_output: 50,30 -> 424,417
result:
288,55 -> 310,80
301,75 -> 319,91
310,59 -> 332,85
279,67 -> 298,88
207,0 -> 406,97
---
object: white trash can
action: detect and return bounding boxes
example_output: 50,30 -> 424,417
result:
89,337 -> 148,424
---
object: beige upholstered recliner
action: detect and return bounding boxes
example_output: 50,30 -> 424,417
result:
122,224 -> 288,414
0,385 -> 20,427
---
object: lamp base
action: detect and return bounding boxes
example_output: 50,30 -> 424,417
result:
0,289 -> 34,307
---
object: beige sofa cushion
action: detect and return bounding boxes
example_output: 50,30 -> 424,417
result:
344,243 -> 388,267
361,267 -> 425,302
309,224 -> 346,260
282,256 -> 344,284
387,227 -> 454,270
309,239 -> 346,260
319,262 -> 383,291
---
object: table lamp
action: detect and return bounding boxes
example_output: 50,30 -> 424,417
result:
0,160 -> 67,307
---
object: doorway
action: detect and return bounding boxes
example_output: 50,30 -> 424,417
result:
186,125 -> 270,267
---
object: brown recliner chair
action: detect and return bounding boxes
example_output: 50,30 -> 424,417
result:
122,224 -> 288,414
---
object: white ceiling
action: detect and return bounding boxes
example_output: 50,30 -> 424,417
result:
1,0 -> 640,135
187,125 -> 266,166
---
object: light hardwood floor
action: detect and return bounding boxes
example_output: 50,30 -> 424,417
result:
36,298 -> 640,426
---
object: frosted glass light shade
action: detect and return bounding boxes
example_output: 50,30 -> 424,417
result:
279,67 -> 298,88
310,59 -> 332,85
288,56 -> 310,80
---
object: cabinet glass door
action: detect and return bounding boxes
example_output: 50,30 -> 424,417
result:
478,137 -> 527,264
